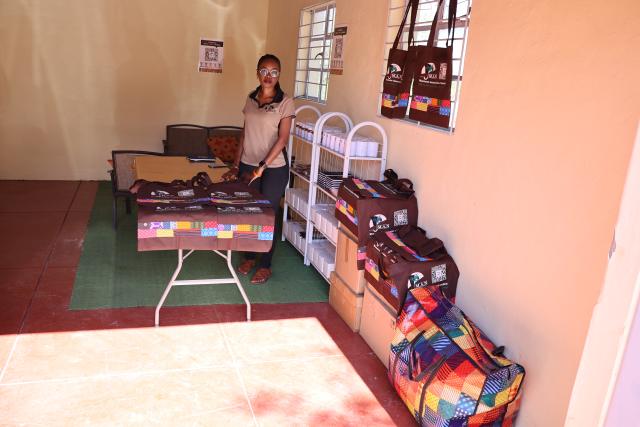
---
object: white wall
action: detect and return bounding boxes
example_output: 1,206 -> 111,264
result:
606,291 -> 640,425
565,124 -> 640,426
0,0 -> 269,180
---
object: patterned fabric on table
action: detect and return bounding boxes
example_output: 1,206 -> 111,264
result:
138,221 -> 274,241
389,287 -> 525,426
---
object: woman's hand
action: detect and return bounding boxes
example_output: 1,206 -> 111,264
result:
221,166 -> 239,182
239,164 -> 266,185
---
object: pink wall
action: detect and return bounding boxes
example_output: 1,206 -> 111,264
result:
267,0 -> 640,424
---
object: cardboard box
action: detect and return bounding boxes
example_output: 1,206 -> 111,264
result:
360,282 -> 398,368
335,228 -> 368,294
329,271 -> 364,332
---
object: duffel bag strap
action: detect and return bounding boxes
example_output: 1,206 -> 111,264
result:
459,316 -> 509,368
416,237 -> 445,258
375,229 -> 419,263
407,332 -> 424,381
376,251 -> 392,280
394,178 -> 415,197
407,332 -> 446,383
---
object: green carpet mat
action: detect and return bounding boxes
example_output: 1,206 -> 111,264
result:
70,182 -> 329,310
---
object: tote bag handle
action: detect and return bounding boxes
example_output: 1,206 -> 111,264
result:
391,0 -> 420,51
426,0 -> 458,48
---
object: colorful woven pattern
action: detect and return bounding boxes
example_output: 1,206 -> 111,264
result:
385,231 -> 431,262
364,258 -> 401,299
381,93 -> 396,108
410,96 -> 451,117
210,198 -> 271,205
382,92 -> 410,108
335,199 -> 358,225
390,287 -> 525,426
137,198 -> 211,205
352,178 -> 387,198
138,221 -> 274,241
364,257 -> 380,281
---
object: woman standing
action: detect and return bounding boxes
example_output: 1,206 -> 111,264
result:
222,54 -> 295,284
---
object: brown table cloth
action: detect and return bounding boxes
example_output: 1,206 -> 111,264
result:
137,182 -> 275,253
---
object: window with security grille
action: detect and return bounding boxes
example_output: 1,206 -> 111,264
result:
294,2 -> 336,104
382,0 -> 472,131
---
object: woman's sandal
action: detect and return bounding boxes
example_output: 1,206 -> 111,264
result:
250,268 -> 272,284
238,259 -> 256,275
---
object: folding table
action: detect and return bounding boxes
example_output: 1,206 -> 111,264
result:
136,182 -> 275,326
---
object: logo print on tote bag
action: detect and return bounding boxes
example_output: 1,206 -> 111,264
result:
408,272 -> 427,289
369,214 -> 390,234
386,63 -> 403,83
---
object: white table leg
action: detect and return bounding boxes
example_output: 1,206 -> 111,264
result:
155,249 -> 251,326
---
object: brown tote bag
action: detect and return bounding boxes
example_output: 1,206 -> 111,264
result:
380,0 -> 419,119
409,0 -> 457,128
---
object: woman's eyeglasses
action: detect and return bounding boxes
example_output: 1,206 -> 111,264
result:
258,68 -> 280,78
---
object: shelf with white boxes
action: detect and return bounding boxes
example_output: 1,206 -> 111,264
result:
306,114 -> 388,281
282,105 -> 321,264
282,106 -> 388,283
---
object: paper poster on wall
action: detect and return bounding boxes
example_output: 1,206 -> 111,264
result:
198,39 -> 223,73
330,26 -> 347,75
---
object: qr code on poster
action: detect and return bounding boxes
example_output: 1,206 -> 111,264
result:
205,47 -> 219,62
394,209 -> 408,226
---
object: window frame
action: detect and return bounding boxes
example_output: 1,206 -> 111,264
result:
380,0 -> 472,133
294,2 -> 336,104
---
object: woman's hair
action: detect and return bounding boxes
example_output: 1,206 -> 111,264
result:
257,53 -> 282,92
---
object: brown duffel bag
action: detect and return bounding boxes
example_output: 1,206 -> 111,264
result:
363,225 -> 458,314
334,176 -> 418,246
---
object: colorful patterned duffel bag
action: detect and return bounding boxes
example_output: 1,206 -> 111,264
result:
390,287 -> 525,426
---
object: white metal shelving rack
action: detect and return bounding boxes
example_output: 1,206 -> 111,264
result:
282,108 -> 388,284
282,105 -> 321,262
305,112 -> 354,282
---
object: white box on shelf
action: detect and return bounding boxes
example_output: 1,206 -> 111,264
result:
366,140 -> 379,157
283,221 -> 290,240
327,134 -> 336,151
356,138 -> 369,157
334,133 -> 346,154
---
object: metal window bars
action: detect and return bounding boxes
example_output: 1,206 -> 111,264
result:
295,2 -> 336,103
